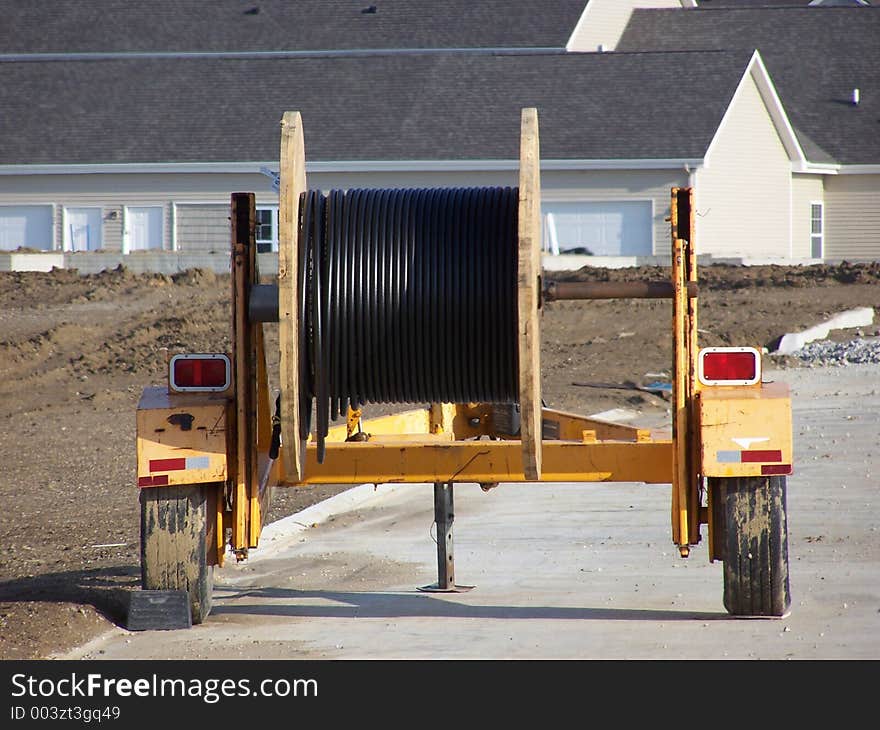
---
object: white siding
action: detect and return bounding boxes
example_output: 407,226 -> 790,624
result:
824,174 -> 880,260
0,167 -> 687,259
791,174 -> 825,259
693,72 -> 791,258
567,0 -> 683,52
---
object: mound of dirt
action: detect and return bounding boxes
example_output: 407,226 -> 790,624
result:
0,262 -> 878,659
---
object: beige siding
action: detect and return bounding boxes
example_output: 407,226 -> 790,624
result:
693,72 -> 791,258
567,0 -> 683,52
824,174 -> 880,260
791,174 -> 824,259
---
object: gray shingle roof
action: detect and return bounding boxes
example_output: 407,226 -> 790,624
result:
0,1 -> 587,54
618,7 -> 880,164
0,50 -> 755,166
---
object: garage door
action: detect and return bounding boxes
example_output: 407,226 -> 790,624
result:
0,205 -> 54,251
542,201 -> 652,256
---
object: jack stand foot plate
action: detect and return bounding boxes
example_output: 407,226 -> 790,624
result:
126,590 -> 192,631
417,583 -> 475,593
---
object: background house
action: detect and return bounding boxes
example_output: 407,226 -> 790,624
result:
0,0 -> 876,270
586,1 -> 880,261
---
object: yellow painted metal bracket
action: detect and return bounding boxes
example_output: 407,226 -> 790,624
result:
697,381 -> 793,478
135,387 -> 229,486
280,439 -> 673,486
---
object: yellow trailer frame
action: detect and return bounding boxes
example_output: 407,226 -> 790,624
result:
135,109 -> 793,621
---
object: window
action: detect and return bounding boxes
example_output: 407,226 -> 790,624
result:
256,206 -> 278,253
810,203 -> 823,259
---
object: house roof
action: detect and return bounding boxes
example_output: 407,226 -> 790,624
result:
0,49 -> 761,167
0,1 -> 588,54
618,6 -> 880,165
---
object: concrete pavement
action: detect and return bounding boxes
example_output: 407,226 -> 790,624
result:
70,364 -> 880,660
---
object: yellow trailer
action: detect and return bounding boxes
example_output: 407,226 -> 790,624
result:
136,109 -> 793,624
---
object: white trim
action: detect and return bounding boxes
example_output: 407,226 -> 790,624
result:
0,162 -> 279,176
704,50 -> 806,168
0,158 -> 705,177
837,165 -> 880,175
792,161 -> 839,175
793,163 -> 880,175
60,206 -> 69,253
681,0 -> 698,7
747,51 -> 806,164
170,202 -> 177,252
564,2 -> 593,52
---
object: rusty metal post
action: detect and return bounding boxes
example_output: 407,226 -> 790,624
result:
543,280 -> 698,301
418,482 -> 474,593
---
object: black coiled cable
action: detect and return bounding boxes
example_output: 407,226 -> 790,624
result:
298,187 -> 520,461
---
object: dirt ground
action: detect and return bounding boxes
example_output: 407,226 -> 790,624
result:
1,260 -> 878,660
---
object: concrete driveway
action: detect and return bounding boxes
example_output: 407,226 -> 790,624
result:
71,364 -> 879,660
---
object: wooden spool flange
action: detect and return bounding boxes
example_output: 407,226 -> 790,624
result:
517,107 -> 543,481
277,108 -> 543,482
278,111 -> 307,482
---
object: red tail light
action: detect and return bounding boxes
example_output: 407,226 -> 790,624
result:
698,347 -> 760,386
169,354 -> 231,392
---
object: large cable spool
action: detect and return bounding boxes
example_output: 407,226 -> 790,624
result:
278,108 -> 542,482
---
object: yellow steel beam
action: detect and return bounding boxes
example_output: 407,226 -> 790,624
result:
540,407 -> 665,443
279,439 -> 673,485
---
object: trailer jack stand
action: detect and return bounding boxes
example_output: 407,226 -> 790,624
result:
418,482 -> 474,593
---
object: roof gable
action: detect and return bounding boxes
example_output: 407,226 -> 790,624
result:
618,6 -> 880,164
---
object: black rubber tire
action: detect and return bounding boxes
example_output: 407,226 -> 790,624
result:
140,484 -> 214,624
711,475 -> 791,617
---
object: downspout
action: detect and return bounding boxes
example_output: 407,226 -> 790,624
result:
685,163 -> 697,255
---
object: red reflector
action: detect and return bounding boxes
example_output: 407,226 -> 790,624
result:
169,354 -> 230,392
138,475 -> 169,487
762,464 -> 792,475
702,351 -> 757,382
150,458 -> 186,472
173,358 -> 227,388
741,450 -> 783,463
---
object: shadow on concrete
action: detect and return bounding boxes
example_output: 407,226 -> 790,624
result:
0,564 -> 140,626
211,584 -> 725,622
